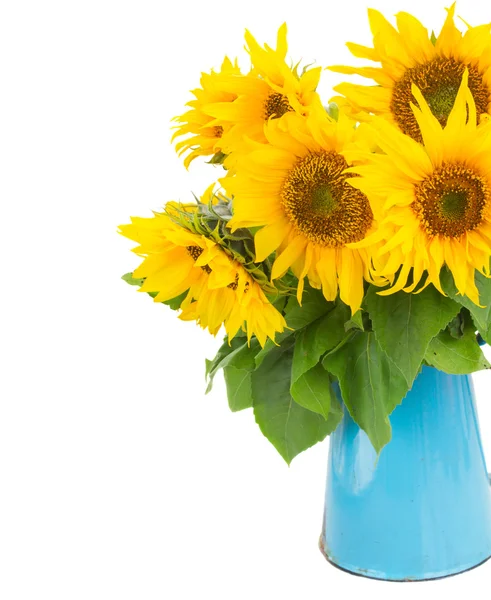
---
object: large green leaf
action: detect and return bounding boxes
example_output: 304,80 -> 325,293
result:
223,366 -> 253,412
447,313 -> 465,339
290,363 -> 338,419
291,302 -> 350,386
365,284 -> 460,386
440,268 -> 491,342
282,289 -> 333,330
425,314 -> 490,374
252,342 -> 341,464
289,302 -> 349,417
254,287 -> 333,367
323,331 -> 409,453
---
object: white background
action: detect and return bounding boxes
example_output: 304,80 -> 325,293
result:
2,0 -> 491,598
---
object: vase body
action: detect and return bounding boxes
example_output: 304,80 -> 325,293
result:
320,366 -> 491,581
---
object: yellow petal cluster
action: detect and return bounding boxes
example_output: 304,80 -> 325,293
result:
125,11 -> 491,349
347,71 -> 491,304
330,4 -> 491,141
222,111 -> 383,313
173,25 -> 325,165
172,57 -> 241,168
119,205 -> 286,346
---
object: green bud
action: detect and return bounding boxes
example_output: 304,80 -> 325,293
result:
326,102 -> 339,121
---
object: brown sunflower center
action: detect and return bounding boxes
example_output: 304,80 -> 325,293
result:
213,126 -> 224,138
413,162 -> 488,237
227,275 -> 239,290
390,57 -> 490,142
187,245 -> 245,285
186,245 -> 212,273
280,151 -> 373,246
264,92 -> 293,120
227,274 -> 250,291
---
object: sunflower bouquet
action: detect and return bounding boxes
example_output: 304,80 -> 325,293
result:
120,5 -> 491,464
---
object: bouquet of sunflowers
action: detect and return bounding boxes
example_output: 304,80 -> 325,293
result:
120,4 -> 491,464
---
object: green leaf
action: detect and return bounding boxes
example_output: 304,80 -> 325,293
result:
272,294 -> 288,314
164,292 -> 187,310
255,287 -> 334,367
327,391 -> 344,421
441,267 -> 491,343
252,342 -> 340,464
283,288 -> 334,330
291,363 -> 337,419
430,30 -> 437,45
447,312 -> 465,339
207,151 -> 226,165
323,332 -> 409,453
205,338 -> 258,393
122,272 -> 144,287
425,315 -> 490,374
122,271 -> 158,298
344,310 -> 364,332
205,338 -> 240,389
365,284 -> 460,386
254,341 -> 280,369
223,366 -> 253,412
291,302 -> 350,389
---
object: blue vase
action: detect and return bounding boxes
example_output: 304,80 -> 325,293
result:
320,366 -> 491,581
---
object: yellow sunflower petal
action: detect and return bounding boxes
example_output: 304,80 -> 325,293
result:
367,8 -> 411,68
435,3 -> 462,57
395,11 -> 435,63
373,118 -> 433,180
461,23 -> 491,62
445,68 -> 472,131
254,219 -> 291,262
338,248 -> 365,313
346,41 -> 380,62
333,83 -> 392,113
377,260 -> 413,296
409,85 -> 444,165
329,65 -> 394,86
271,236 -> 307,280
275,22 -> 288,58
317,248 -> 339,301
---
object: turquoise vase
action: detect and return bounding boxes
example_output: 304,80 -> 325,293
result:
320,366 -> 491,581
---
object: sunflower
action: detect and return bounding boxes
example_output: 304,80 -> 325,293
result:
346,71 -> 491,305
172,57 -> 241,168
330,4 -> 491,143
119,205 -> 286,346
221,112 -> 381,314
200,24 -> 326,155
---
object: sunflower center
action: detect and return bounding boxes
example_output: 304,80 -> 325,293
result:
186,245 -> 212,273
390,56 -> 490,142
425,84 -> 460,121
213,126 -> 224,138
228,275 -> 239,290
280,151 -> 373,246
413,163 -> 488,237
227,274 -> 250,291
441,190 -> 468,220
264,92 -> 292,120
311,185 -> 337,215
186,245 -> 203,260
